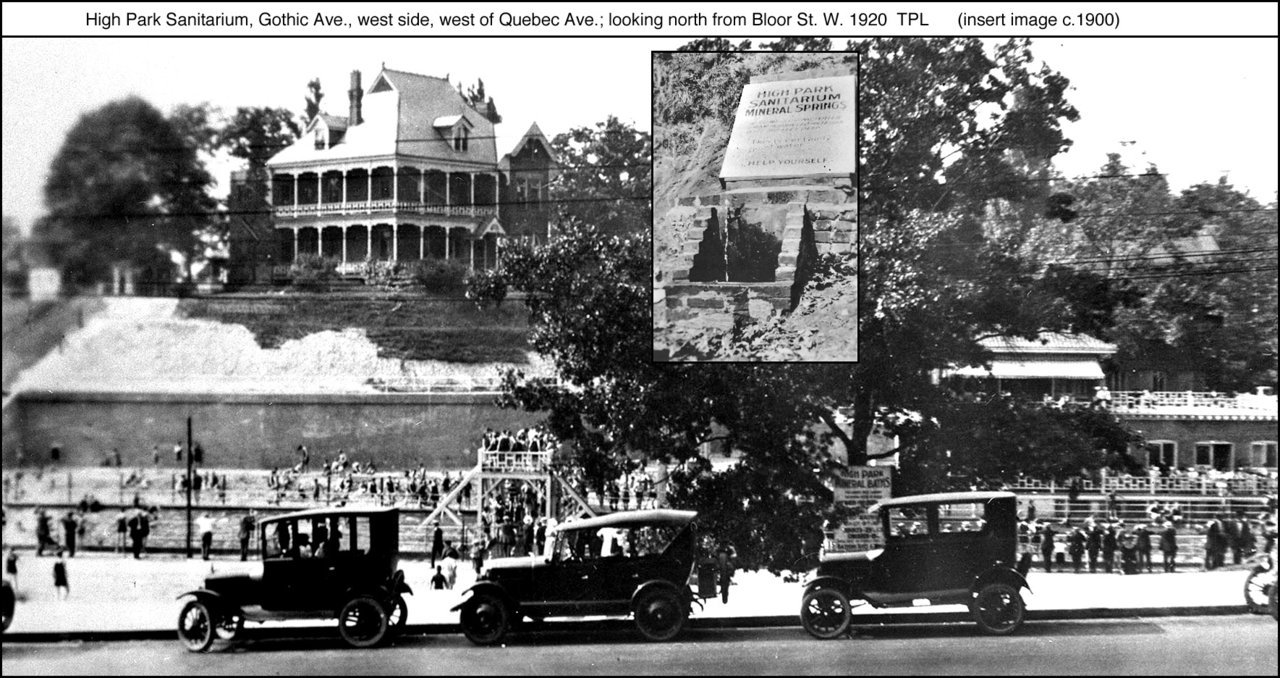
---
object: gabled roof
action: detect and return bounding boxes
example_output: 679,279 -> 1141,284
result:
978,332 -> 1116,356
269,66 -> 497,167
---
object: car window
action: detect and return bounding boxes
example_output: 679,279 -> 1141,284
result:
265,520 -> 293,559
352,516 -> 371,556
885,507 -> 928,539
937,503 -> 987,534
555,528 -> 604,561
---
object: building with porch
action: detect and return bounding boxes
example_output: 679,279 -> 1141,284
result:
250,67 -> 558,281
941,332 -> 1117,402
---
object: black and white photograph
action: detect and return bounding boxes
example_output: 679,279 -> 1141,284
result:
2,4 -> 1279,676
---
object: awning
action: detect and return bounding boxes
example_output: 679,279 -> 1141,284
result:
945,358 -> 1105,380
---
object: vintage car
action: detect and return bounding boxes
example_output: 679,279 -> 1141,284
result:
1,579 -> 13,633
454,509 -> 708,644
176,507 -> 412,651
801,491 -> 1031,638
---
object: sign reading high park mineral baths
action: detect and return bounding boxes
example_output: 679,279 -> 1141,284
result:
825,466 -> 892,553
720,71 -> 858,180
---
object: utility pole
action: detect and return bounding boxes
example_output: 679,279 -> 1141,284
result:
185,415 -> 193,558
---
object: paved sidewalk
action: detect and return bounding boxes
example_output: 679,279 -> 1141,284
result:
1,548 -> 1255,640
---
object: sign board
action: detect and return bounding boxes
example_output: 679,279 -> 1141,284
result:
825,466 -> 892,553
720,71 -> 858,180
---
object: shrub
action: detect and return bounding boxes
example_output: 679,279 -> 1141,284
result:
465,268 -> 508,309
290,254 -> 339,292
411,258 -> 468,294
361,259 -> 401,288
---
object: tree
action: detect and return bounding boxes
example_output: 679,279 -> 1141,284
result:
219,106 -> 301,214
548,117 -> 652,236
303,78 -> 324,126
36,96 -> 217,287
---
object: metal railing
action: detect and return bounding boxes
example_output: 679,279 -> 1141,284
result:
1110,390 -> 1278,414
273,201 -> 497,219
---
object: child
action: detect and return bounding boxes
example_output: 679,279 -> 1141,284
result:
53,551 -> 69,600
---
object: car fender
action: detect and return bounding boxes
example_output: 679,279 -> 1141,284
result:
970,566 -> 1031,595
450,581 -> 511,613
630,579 -> 688,612
176,588 -> 227,603
396,581 -> 414,597
802,576 -> 853,598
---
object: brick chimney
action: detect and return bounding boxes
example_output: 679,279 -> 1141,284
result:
348,70 -> 362,126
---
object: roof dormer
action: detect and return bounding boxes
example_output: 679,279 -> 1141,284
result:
308,114 -> 348,150
434,114 -> 474,152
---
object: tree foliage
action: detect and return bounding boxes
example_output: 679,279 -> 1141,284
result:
548,117 -> 652,236
37,96 -> 217,287
220,106 -> 301,214
303,78 -> 324,126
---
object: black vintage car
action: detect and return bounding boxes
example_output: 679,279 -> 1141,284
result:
176,507 -> 412,651
454,509 -> 706,644
801,491 -> 1031,638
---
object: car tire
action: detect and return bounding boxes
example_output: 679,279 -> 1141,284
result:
338,596 -> 389,648
800,586 -> 853,640
214,609 -> 244,641
460,591 -> 510,646
1243,566 -> 1271,614
970,583 -> 1025,636
1,584 -> 14,633
177,600 -> 216,653
387,595 -> 409,636
1269,578 -> 1277,622
633,588 -> 686,642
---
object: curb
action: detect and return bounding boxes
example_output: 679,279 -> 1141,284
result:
2,606 -> 1248,643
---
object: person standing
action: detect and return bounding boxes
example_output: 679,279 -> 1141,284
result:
60,511 -> 79,558
430,566 -> 447,590
1102,522 -> 1118,574
53,551 -> 69,600
197,512 -> 216,561
1039,521 -> 1056,573
1159,521 -> 1178,572
1086,520 -> 1102,573
1117,522 -> 1139,575
441,542 -> 459,590
128,509 -> 145,559
1204,516 -> 1226,570
1135,523 -> 1153,573
715,542 -> 736,604
430,521 -> 444,567
115,509 -> 128,554
174,442 -> 183,463
1068,525 -> 1086,573
238,510 -> 256,561
5,547 -> 18,593
36,509 -> 55,556
152,445 -> 161,467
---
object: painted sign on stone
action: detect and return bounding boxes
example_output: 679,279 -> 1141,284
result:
720,71 -> 858,180
825,466 -> 892,553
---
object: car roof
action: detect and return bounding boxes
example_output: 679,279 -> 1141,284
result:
555,509 -> 697,532
260,507 -> 399,524
869,491 -> 1016,512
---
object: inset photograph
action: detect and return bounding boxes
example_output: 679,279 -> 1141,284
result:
653,51 -> 859,362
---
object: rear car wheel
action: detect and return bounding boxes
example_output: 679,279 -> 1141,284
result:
970,583 -> 1025,635
1243,566 -> 1272,614
177,600 -> 216,652
633,588 -> 686,642
338,596 -> 388,648
801,587 -> 852,640
460,591 -> 509,646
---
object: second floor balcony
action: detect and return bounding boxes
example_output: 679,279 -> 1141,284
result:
271,166 -> 502,221
273,200 -> 497,220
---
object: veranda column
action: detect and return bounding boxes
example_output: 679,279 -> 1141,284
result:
392,167 -> 399,204
469,172 -> 476,209
367,225 -> 372,261
392,223 -> 398,262
292,176 -> 299,211
316,227 -> 322,256
444,172 -> 451,211
493,173 -> 499,212
292,226 -> 299,261
315,174 -> 322,207
342,169 -> 348,205
469,239 -> 475,270
366,166 -> 373,212
444,226 -> 451,260
419,225 -> 425,259
341,226 -> 348,264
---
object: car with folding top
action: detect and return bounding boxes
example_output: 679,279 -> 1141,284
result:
454,509 -> 711,644
176,507 -> 412,651
800,490 -> 1031,638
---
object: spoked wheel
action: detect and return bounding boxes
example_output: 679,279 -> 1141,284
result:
338,596 -> 389,648
214,609 -> 244,641
970,583 -> 1025,635
800,587 -> 854,640
1243,566 -> 1273,614
387,595 -> 409,636
633,589 -> 686,642
177,600 -> 216,652
2,586 -> 14,633
460,592 -> 509,646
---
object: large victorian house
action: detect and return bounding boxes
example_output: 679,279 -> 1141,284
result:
233,67 -> 558,282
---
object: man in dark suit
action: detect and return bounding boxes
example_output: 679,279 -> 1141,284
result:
1102,522 -> 1118,573
1086,520 -> 1103,573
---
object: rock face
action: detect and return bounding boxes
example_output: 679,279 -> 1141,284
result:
13,297 -> 548,394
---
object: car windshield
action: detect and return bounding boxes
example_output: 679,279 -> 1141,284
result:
555,523 -> 684,561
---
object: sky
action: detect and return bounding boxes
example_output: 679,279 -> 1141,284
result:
3,36 -> 1277,233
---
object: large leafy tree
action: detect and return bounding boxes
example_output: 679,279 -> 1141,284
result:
36,96 -> 217,287
548,117 -> 651,236
219,107 -> 301,214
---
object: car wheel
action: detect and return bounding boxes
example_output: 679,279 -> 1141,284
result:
1269,578 -> 1277,622
970,583 -> 1025,636
177,600 -> 216,652
387,595 -> 409,636
460,592 -> 510,646
1243,566 -> 1271,614
214,609 -> 244,641
1,586 -> 14,633
338,596 -> 389,648
633,588 -> 686,642
801,587 -> 853,640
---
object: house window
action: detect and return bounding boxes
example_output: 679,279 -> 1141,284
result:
314,129 -> 326,150
453,127 -> 469,152
1194,441 -> 1233,471
1146,441 -> 1176,468
1249,441 -> 1277,468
